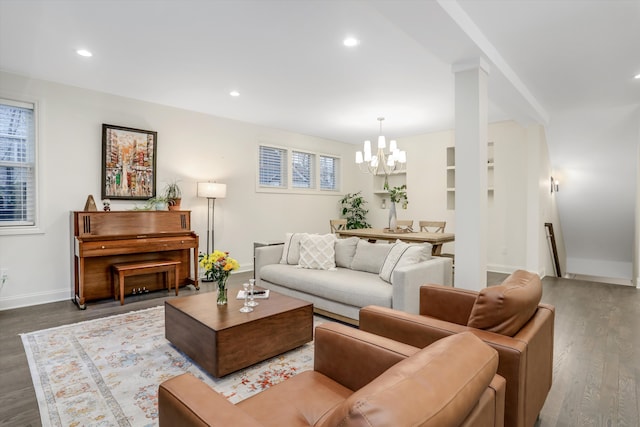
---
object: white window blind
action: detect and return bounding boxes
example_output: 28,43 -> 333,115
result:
259,145 -> 287,188
320,155 -> 339,191
292,150 -> 315,189
0,99 -> 36,227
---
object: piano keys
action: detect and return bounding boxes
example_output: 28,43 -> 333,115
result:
72,210 -> 199,309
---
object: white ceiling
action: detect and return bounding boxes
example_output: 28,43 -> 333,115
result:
1,0 -> 639,277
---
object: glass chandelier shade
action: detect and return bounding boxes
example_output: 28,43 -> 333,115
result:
355,117 -> 406,176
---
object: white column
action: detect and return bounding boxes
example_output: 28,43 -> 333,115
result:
453,59 -> 490,291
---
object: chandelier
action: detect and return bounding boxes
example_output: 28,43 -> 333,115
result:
355,117 -> 406,176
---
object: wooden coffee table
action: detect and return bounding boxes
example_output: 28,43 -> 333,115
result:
164,288 -> 313,377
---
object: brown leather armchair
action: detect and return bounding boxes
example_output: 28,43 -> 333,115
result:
159,322 -> 506,427
359,270 -> 554,427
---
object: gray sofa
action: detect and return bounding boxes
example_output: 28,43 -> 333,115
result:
254,235 -> 453,324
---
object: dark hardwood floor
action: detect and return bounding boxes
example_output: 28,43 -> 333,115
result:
1,272 -> 638,426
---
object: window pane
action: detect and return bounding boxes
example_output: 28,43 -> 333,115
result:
259,145 -> 287,188
320,155 -> 339,190
0,100 -> 35,226
292,151 -> 315,189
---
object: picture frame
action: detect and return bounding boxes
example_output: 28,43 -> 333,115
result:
101,124 -> 157,200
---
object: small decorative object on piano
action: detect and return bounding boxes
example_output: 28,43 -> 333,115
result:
199,250 -> 240,305
102,199 -> 111,211
84,195 -> 98,211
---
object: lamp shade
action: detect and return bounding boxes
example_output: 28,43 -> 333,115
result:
197,182 -> 227,199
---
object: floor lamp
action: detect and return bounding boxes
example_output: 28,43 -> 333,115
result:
197,182 -> 227,281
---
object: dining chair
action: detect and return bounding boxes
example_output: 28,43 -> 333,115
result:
419,221 -> 446,233
419,220 -> 454,262
329,219 -> 347,233
396,220 -> 413,231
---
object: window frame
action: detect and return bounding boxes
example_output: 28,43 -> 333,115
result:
0,96 -> 41,236
257,143 -> 341,194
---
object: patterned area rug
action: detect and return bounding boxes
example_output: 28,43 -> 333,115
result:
21,306 -> 318,427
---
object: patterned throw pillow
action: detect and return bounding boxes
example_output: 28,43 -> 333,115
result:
298,234 -> 337,270
379,240 -> 432,283
279,233 -> 308,265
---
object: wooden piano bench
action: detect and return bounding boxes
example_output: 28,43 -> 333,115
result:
112,260 -> 181,305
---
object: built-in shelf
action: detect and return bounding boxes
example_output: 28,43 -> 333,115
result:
446,142 -> 494,210
373,171 -> 406,205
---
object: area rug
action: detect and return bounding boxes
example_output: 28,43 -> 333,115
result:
21,306 -> 319,427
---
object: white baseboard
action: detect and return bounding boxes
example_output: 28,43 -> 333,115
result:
486,264 -> 520,275
0,289 -> 71,311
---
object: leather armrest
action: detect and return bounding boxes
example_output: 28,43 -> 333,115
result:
419,284 -> 478,324
314,322 -> 419,391
159,373 -> 260,427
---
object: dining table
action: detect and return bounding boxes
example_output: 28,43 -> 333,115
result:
335,228 -> 454,256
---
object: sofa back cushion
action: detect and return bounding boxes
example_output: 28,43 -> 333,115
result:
279,233 -> 307,265
335,237 -> 360,268
350,240 -> 392,274
317,332 -> 498,427
467,269 -> 542,336
299,233 -> 337,270
378,241 -> 432,283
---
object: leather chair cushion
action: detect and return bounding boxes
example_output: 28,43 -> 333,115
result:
467,270 -> 542,336
317,332 -> 498,427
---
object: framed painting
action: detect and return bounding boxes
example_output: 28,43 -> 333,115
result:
101,124 -> 157,200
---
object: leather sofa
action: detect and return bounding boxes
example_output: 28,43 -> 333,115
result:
359,270 -> 555,427
159,322 -> 506,427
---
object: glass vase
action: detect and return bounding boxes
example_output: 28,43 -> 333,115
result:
216,276 -> 228,305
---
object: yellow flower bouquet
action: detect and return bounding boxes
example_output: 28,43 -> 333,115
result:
199,250 -> 240,304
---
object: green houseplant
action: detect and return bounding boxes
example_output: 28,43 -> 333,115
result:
389,184 -> 408,209
339,192 -> 371,229
163,180 -> 182,210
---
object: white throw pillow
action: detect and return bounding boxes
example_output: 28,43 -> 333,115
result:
379,241 -> 432,283
350,240 -> 393,274
334,237 -> 360,268
298,234 -> 337,270
279,233 -> 308,265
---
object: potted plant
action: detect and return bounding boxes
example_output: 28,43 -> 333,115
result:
163,180 -> 182,210
134,196 -> 169,211
339,192 -> 371,229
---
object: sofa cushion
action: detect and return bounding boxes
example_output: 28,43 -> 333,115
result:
379,241 -> 432,283
334,237 -> 359,268
279,233 -> 307,265
317,332 -> 498,427
260,264 -> 392,308
350,240 -> 393,274
299,233 -> 337,270
467,269 -> 543,336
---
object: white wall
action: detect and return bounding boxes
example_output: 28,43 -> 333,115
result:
0,71 -> 364,310
0,71 -> 563,310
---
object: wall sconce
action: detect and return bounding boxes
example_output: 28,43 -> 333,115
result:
550,177 -> 559,193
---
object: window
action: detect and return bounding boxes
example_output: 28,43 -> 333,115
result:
320,155 -> 339,191
258,144 -> 340,193
292,150 -> 315,189
258,145 -> 287,188
0,99 -> 36,228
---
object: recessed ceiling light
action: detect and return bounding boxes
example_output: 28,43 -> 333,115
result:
634,73 -> 640,79
343,37 -> 360,47
230,90 -> 240,97
76,49 -> 92,57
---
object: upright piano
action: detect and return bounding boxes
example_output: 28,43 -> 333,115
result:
72,210 -> 199,309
